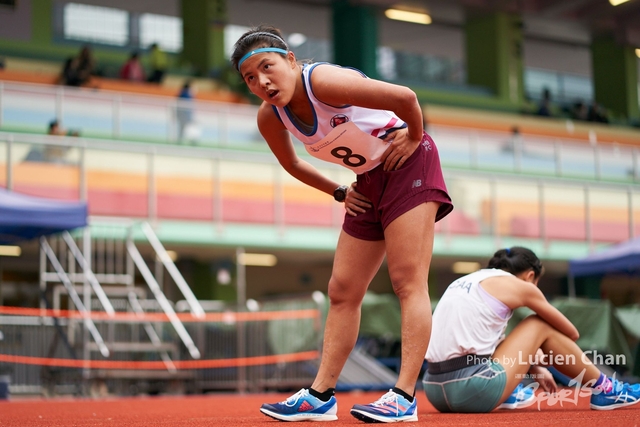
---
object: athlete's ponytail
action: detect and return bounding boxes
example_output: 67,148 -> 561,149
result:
487,246 -> 543,279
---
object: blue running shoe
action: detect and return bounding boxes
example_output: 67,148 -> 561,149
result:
350,389 -> 418,423
590,378 -> 640,411
498,382 -> 536,409
260,388 -> 338,421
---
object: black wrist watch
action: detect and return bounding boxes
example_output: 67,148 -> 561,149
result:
333,185 -> 348,202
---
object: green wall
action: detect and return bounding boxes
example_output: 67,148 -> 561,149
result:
465,11 -> 524,106
591,36 -> 640,121
332,0 -> 378,78
181,0 -> 227,77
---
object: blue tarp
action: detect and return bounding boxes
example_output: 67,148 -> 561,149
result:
0,188 -> 87,244
569,237 -> 640,277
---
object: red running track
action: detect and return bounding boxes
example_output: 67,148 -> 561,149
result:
1,389 -> 639,426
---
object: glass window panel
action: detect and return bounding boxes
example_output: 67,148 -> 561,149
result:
85,149 -> 148,218
11,141 -> 81,201
64,3 -> 128,46
525,69 -> 559,102
558,142 -> 596,179
429,126 -> 473,168
542,185 -> 586,241
442,176 -> 491,235
520,135 -> 558,177
219,160 -> 275,224
225,25 -> 250,58
589,188 -> 630,243
596,144 -> 635,183
155,155 -> 213,221
140,13 -> 182,53
495,181 -> 540,238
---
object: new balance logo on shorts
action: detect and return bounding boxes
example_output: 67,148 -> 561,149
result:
412,180 -> 422,188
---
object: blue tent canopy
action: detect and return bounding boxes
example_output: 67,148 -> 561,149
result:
0,188 -> 87,244
569,237 -> 640,278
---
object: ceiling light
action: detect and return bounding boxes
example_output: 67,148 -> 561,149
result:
452,261 -> 481,274
609,0 -> 630,5
288,33 -> 307,48
237,253 -> 277,267
385,9 -> 432,25
0,246 -> 21,257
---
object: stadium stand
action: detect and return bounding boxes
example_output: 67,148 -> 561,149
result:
0,0 -> 638,398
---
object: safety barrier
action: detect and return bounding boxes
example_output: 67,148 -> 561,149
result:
0,295 -> 323,396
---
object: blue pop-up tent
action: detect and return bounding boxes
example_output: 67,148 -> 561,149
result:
567,237 -> 640,297
569,237 -> 640,277
0,188 -> 87,244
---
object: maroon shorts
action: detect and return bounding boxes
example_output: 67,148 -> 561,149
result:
342,132 -> 453,241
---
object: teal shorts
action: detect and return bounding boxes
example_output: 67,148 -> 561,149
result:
422,360 -> 506,413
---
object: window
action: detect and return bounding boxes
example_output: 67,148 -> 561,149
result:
140,13 -> 182,53
63,3 -> 128,46
224,24 -> 250,57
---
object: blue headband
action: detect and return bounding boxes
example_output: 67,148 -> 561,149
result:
238,47 -> 288,70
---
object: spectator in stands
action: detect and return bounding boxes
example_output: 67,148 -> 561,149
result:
76,45 -> 95,85
536,88 -> 552,117
24,120 -> 76,163
147,43 -> 167,84
587,100 -> 609,124
47,119 -> 65,136
60,57 -> 82,86
60,45 -> 95,87
47,119 -> 80,137
571,101 -> 589,121
423,246 -> 640,413
176,81 -> 195,143
119,52 -> 145,82
502,125 -> 523,155
233,25 -> 452,423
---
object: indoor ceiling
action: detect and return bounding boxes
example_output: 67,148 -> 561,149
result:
277,0 -> 640,45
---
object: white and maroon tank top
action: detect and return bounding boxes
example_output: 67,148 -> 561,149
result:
272,62 -> 407,174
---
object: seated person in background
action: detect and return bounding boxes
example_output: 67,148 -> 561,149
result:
60,46 -> 95,87
423,246 -> 640,413
587,101 -> 609,124
147,43 -> 167,84
47,119 -> 65,136
60,57 -> 82,86
42,120 -> 76,163
536,88 -> 552,117
119,52 -> 145,82
76,45 -> 95,83
571,101 -> 589,121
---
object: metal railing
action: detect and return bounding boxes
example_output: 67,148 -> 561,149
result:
1,130 -> 638,246
0,294 -> 324,396
0,79 -> 637,184
0,81 -> 260,146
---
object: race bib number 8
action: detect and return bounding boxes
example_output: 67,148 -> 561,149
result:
305,122 -> 389,174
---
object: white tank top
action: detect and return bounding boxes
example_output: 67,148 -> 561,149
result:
426,269 -> 514,362
272,62 -> 407,174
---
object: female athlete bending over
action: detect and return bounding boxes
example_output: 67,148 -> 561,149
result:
423,247 -> 640,412
231,25 -> 452,423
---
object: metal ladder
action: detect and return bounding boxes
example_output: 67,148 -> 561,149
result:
39,220 -> 204,391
